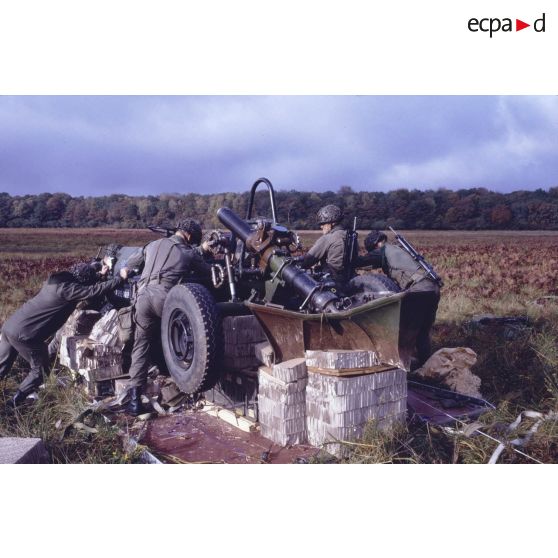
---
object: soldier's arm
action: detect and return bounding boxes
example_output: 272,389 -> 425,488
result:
126,246 -> 146,274
194,244 -> 215,263
354,250 -> 383,269
58,276 -> 124,302
190,251 -> 213,276
297,236 -> 328,268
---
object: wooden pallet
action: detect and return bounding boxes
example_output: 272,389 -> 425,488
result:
201,403 -> 259,433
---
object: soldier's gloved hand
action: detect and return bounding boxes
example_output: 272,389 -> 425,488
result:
291,255 -> 305,266
201,240 -> 214,253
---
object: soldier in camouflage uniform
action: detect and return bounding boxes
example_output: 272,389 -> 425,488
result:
294,204 -> 351,288
355,230 -> 441,368
47,243 -> 127,358
0,263 -> 126,407
122,219 -> 212,415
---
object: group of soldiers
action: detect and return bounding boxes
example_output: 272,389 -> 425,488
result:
0,205 -> 440,415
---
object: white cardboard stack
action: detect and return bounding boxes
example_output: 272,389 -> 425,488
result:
88,309 -> 122,347
79,343 -> 126,382
258,359 -> 308,446
305,350 -> 407,457
254,341 -> 274,367
222,315 -> 267,370
57,309 -> 102,368
305,349 -> 381,369
59,335 -> 89,370
59,310 -> 128,389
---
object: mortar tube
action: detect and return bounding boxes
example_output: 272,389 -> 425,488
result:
268,254 -> 339,312
217,207 -> 252,242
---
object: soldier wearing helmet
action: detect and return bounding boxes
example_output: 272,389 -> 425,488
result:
121,218 -> 212,415
0,262 -> 126,408
293,204 -> 351,286
47,243 -> 128,359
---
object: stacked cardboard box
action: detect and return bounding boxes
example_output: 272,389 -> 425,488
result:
258,359 -> 308,446
305,350 -> 407,457
49,309 -> 101,358
79,343 -> 126,382
222,315 -> 267,370
59,310 -> 129,396
89,309 -> 121,347
305,349 -> 381,370
59,335 -> 89,370
254,341 -> 274,367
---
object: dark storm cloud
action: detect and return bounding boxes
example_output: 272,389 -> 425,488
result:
0,96 -> 556,195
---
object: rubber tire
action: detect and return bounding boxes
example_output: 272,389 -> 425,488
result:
349,274 -> 401,296
161,283 -> 221,394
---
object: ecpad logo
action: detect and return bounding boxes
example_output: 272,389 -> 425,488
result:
468,13 -> 546,37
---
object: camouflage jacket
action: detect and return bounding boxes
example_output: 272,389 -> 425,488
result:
127,234 -> 211,293
300,225 -> 348,283
355,244 -> 438,292
2,274 -> 123,342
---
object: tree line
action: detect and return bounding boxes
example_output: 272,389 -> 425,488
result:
1,186 -> 558,230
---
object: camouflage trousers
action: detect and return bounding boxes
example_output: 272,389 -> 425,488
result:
126,288 -> 166,389
0,331 -> 50,396
400,288 -> 440,369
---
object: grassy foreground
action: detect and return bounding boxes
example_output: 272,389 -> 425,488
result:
0,367 -> 144,464
1,228 -> 557,463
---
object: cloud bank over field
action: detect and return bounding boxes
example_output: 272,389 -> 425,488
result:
0,96 -> 556,196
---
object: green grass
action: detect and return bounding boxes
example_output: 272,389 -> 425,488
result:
0,365 -> 145,463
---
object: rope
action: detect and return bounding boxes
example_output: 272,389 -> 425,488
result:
488,409 -> 558,464
410,392 -> 545,464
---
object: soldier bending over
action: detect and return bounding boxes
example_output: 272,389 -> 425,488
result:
355,230 -> 440,368
0,263 -> 126,408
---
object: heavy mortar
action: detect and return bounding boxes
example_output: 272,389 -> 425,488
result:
217,206 -> 405,370
217,206 -> 341,313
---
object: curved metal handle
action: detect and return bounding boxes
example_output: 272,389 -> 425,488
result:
246,177 -> 278,223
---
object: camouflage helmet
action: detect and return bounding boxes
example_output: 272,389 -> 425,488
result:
69,262 -> 98,285
176,218 -> 202,246
316,204 -> 342,225
104,243 -> 122,258
364,230 -> 387,252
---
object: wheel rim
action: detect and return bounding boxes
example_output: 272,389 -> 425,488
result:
168,309 -> 195,369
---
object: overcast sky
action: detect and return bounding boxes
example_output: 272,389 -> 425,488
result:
0,96 -> 556,196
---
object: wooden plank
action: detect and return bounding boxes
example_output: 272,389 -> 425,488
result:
201,404 -> 258,433
307,364 -> 397,377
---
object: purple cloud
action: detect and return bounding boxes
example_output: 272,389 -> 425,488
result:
0,96 -> 556,195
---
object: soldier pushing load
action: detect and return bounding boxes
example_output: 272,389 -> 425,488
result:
121,218 -> 214,415
0,262 -> 127,408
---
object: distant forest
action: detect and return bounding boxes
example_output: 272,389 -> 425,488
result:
1,187 -> 558,230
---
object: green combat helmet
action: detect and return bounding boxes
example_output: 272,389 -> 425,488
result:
316,204 -> 342,225
176,218 -> 203,246
70,262 -> 98,285
364,230 -> 387,252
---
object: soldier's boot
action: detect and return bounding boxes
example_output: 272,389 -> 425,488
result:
126,387 -> 145,417
6,390 -> 28,410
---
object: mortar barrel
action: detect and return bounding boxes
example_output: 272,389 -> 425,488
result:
217,207 -> 252,243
